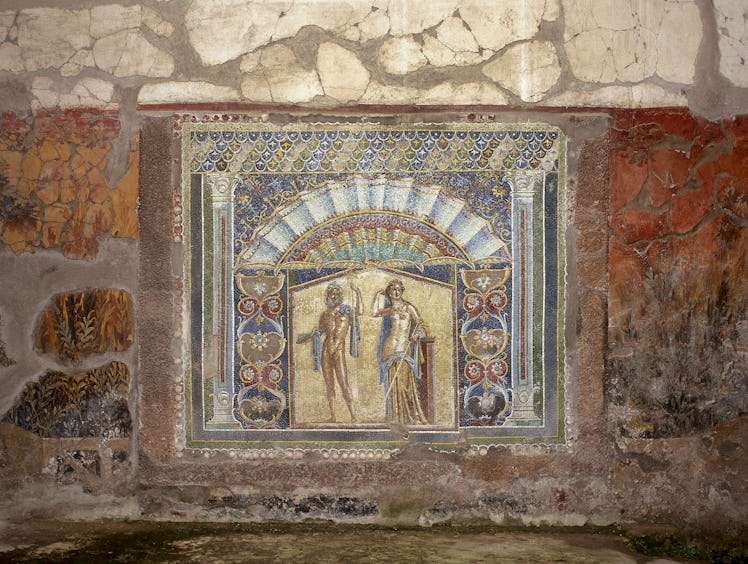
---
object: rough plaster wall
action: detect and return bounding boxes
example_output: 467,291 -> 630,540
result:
0,0 -> 745,533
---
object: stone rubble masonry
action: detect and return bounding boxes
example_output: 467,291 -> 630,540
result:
0,0 -> 741,109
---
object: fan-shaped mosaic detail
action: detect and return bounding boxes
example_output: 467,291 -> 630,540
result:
238,176 -> 509,269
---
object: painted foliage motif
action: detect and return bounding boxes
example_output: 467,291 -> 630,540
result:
182,122 -> 564,449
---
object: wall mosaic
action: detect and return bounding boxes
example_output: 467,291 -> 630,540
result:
182,121 -> 566,450
34,288 -> 133,363
3,360 -> 131,438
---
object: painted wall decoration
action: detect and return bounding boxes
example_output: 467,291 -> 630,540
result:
35,288 -> 134,363
3,361 -> 131,438
182,121 -> 565,450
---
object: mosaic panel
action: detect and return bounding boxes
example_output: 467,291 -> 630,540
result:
182,122 -> 565,450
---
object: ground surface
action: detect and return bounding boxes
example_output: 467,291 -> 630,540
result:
2,520 -> 736,563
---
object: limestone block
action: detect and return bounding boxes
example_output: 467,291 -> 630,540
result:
0,42 -> 23,73
138,82 -> 240,104
715,0 -> 748,88
420,82 -> 510,105
482,41 -> 560,102
656,1 -> 701,83
565,27 -> 657,83
460,0 -> 547,52
31,76 -> 117,110
563,0 -> 700,84
421,17 -> 492,67
387,0 -> 459,36
90,4 -> 142,38
273,2 -> 372,41
60,50 -> 95,77
0,11 -> 15,41
317,43 -> 370,103
361,80 -> 509,106
93,30 -> 174,77
72,78 -> 116,107
143,6 -> 174,37
16,8 -> 91,71
185,0 -> 291,66
543,0 -> 561,21
545,84 -> 688,108
240,44 -> 323,104
351,6 -> 390,42
378,36 -> 428,75
360,81 -> 422,104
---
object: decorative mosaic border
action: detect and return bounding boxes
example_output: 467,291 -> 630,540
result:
180,120 -> 566,452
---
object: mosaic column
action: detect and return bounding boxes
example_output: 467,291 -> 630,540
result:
205,174 -> 237,426
505,172 -> 542,426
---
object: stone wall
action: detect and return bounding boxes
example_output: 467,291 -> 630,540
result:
0,0 -> 746,535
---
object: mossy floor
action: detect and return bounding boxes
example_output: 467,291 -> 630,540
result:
0,521 -> 744,563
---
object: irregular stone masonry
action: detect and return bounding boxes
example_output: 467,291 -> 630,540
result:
0,1 -> 742,109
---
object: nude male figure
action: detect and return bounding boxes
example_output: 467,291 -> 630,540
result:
298,283 -> 362,423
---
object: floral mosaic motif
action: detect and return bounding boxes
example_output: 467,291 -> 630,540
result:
190,128 -> 560,174
234,272 -> 288,429
3,361 -> 131,438
35,289 -> 133,363
459,268 -> 512,425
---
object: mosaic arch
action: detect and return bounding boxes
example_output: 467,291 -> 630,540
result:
182,122 -> 565,450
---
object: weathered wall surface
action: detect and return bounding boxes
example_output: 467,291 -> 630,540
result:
0,0 -> 746,536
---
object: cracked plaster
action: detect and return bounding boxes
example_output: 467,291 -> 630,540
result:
715,0 -> 748,88
317,43 -> 371,103
360,80 -> 509,105
31,77 -> 117,111
240,44 -> 323,104
0,11 -> 15,41
545,84 -> 688,108
563,0 -> 701,84
378,35 -> 428,75
6,6 -> 174,78
459,0 -> 552,53
137,82 -> 240,104
93,30 -> 174,78
421,17 -> 492,67
0,1 -> 739,108
185,0 -> 372,66
482,40 -> 561,103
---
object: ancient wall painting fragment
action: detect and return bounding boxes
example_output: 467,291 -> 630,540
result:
182,121 -> 566,450
4,361 -> 131,438
35,288 -> 133,363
